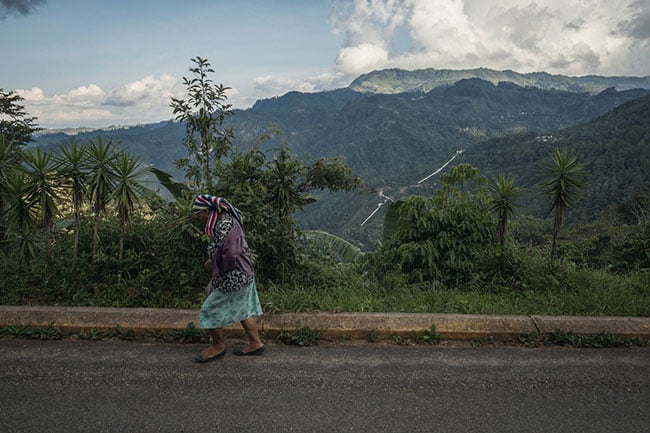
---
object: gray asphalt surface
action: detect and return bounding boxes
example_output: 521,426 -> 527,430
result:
1,339 -> 649,433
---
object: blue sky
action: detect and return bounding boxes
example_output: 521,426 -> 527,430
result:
2,0 -> 649,129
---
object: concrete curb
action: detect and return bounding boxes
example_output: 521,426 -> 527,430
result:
1,306 -> 649,342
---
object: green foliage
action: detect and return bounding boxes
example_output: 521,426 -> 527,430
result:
149,166 -> 190,200
210,142 -> 362,284
546,329 -> 646,348
489,174 -> 522,251
376,164 -> 495,283
2,65 -> 648,322
301,230 -> 363,263
23,147 -> 60,266
0,205 -> 206,307
0,134 -> 24,195
2,169 -> 38,264
538,147 -> 586,258
606,188 -> 650,226
111,152 -> 150,224
1,128 -> 203,305
0,88 -> 39,146
277,323 -> 322,346
1,214 -> 648,317
516,330 -> 648,348
415,324 -> 442,345
54,140 -> 88,262
0,323 -> 64,340
391,325 -> 442,345
110,152 -> 151,262
558,221 -> 650,272
0,323 -> 210,344
31,81 -> 650,248
170,56 -> 233,192
86,137 -> 120,215
167,322 -> 205,343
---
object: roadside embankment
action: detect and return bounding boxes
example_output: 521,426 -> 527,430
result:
1,306 -> 649,342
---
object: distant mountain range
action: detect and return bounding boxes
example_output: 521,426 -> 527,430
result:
35,68 -> 650,248
350,68 -> 650,94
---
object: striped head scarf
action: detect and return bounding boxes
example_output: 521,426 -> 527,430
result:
192,194 -> 243,235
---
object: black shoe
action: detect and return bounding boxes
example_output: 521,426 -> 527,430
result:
233,346 -> 265,356
194,349 -> 227,363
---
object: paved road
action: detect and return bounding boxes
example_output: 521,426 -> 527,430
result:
0,339 -> 648,433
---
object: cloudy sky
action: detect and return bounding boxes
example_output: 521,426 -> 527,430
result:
2,0 -> 649,129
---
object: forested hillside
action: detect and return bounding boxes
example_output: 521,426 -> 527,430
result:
241,80 -> 648,185
34,74 -> 650,249
464,93 -> 650,224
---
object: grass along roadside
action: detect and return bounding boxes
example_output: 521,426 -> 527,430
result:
260,271 -> 650,317
2,254 -> 648,317
1,323 -> 648,348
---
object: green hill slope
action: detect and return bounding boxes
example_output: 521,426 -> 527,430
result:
464,94 -> 650,223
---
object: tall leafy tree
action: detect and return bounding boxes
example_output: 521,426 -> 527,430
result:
267,146 -> 312,220
23,147 -> 60,268
170,56 -> 233,192
215,144 -> 362,283
539,148 -> 586,259
110,152 -> 150,263
0,88 -> 39,146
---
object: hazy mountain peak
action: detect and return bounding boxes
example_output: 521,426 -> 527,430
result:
349,68 -> 650,95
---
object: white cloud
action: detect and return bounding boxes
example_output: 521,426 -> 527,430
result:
18,71 -> 354,129
245,72 -> 351,105
17,75 -> 184,128
57,84 -> 106,106
331,0 -> 650,76
105,74 -> 178,107
17,71 -> 352,128
16,87 -> 45,101
336,42 -> 390,75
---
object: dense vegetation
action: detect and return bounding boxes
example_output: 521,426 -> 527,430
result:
2,66 -> 649,317
34,78 -> 650,249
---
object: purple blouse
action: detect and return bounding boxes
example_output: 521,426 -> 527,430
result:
207,212 -> 254,294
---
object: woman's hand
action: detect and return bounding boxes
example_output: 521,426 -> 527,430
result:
204,258 -> 212,272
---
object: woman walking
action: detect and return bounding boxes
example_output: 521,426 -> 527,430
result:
192,194 -> 264,363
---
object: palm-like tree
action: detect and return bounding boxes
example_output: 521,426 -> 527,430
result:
86,137 -> 119,268
55,141 -> 88,265
23,147 -> 60,268
110,152 -> 150,263
0,134 -> 24,224
489,174 -> 521,253
539,148 -> 586,258
3,172 -> 38,266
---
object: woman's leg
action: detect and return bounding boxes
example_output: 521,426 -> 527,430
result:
200,328 -> 226,358
239,317 -> 264,352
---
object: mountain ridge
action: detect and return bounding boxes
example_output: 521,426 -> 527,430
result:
350,67 -> 650,95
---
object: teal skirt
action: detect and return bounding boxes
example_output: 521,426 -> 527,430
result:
198,280 -> 263,329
